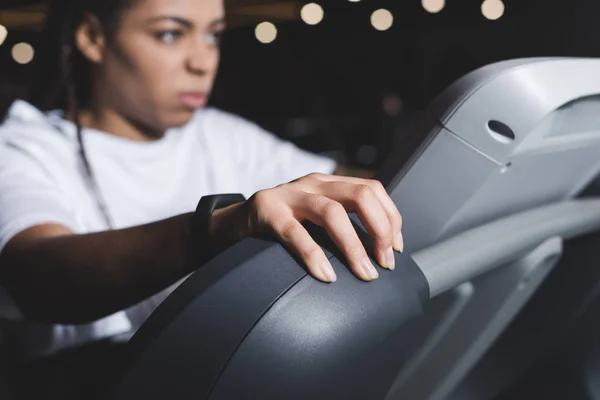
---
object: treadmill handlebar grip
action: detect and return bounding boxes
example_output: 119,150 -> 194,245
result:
413,199 -> 600,298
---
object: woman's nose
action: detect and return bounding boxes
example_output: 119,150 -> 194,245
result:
186,38 -> 219,75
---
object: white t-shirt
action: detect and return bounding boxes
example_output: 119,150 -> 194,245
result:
0,100 -> 336,359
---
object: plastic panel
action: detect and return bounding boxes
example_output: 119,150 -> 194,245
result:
389,126 -> 499,251
413,199 -> 600,298
209,252 -> 428,400
112,238 -> 307,400
388,237 -> 562,400
381,58 -> 600,252
443,58 -> 600,164
385,282 -> 475,398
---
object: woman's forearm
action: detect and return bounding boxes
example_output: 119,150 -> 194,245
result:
0,213 -> 198,324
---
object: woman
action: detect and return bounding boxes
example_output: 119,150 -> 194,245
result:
0,0 -> 403,397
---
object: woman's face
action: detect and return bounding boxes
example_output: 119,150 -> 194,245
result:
92,0 -> 225,131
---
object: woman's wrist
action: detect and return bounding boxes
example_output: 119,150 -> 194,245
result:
185,195 -> 248,273
208,200 -> 250,257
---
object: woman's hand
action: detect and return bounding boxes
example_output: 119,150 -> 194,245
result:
212,173 -> 403,283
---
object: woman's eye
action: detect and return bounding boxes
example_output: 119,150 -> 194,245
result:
205,30 -> 224,46
156,30 -> 183,44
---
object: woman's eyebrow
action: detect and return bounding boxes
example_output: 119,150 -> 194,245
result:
146,16 -> 194,28
145,16 -> 227,30
208,17 -> 227,29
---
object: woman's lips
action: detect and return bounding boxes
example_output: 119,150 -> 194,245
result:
179,92 -> 207,108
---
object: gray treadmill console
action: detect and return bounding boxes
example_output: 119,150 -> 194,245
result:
111,57 -> 600,400
378,57 -> 600,251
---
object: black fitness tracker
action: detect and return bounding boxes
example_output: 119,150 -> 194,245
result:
191,193 -> 247,263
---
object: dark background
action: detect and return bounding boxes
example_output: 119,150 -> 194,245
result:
1,0 -> 600,167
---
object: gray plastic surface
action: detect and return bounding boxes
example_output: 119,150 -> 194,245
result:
389,199 -> 600,399
387,201 -> 600,400
387,237 -> 562,400
373,57 -> 600,400
413,199 -> 600,298
429,57 -> 565,125
112,228 -> 429,400
385,282 -> 474,396
448,230 -> 600,400
209,253 -> 427,400
112,238 -> 308,400
381,57 -> 600,252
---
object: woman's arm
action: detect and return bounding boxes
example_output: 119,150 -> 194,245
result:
0,174 -> 402,325
0,214 -> 197,324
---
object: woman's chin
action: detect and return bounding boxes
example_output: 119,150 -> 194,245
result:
163,108 -> 197,129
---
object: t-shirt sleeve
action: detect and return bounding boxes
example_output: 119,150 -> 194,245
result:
221,113 -> 337,194
0,145 -> 76,254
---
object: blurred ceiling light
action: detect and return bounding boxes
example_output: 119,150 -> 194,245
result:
481,0 -> 505,20
255,22 -> 277,44
348,0 -> 361,2
422,0 -> 445,13
371,9 -> 393,31
12,42 -> 34,64
382,93 -> 404,117
301,3 -> 324,25
0,25 -> 7,46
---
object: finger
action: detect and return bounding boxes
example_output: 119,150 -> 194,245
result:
299,194 -> 380,281
366,179 -> 403,252
312,182 -> 395,270
270,216 -> 337,283
305,173 -> 403,252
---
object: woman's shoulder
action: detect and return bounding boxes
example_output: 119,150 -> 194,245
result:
0,99 -> 71,140
0,100 -> 76,164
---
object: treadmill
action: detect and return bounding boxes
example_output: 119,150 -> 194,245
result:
110,57 -> 600,400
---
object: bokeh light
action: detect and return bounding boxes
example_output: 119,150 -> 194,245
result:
12,42 -> 34,64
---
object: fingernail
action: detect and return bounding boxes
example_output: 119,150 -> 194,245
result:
394,233 -> 404,253
386,247 -> 395,270
321,262 -> 337,282
362,257 -> 379,280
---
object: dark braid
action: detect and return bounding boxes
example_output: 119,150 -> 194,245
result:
61,42 -> 115,228
29,0 -> 137,228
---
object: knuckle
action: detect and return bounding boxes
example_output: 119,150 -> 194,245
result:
376,234 -> 393,248
306,172 -> 324,180
295,177 -> 321,193
346,243 -> 367,261
250,189 -> 286,228
251,189 -> 273,209
304,245 -> 323,260
279,220 -> 301,241
354,184 -> 374,202
298,173 -> 320,184
293,174 -> 317,188
372,223 -> 393,244
290,175 -> 306,185
307,193 -> 325,209
321,200 -> 344,221
369,179 -> 385,192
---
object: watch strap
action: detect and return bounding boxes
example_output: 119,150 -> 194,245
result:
191,193 -> 246,264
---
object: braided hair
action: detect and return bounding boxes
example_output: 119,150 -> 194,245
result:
29,0 -> 138,228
